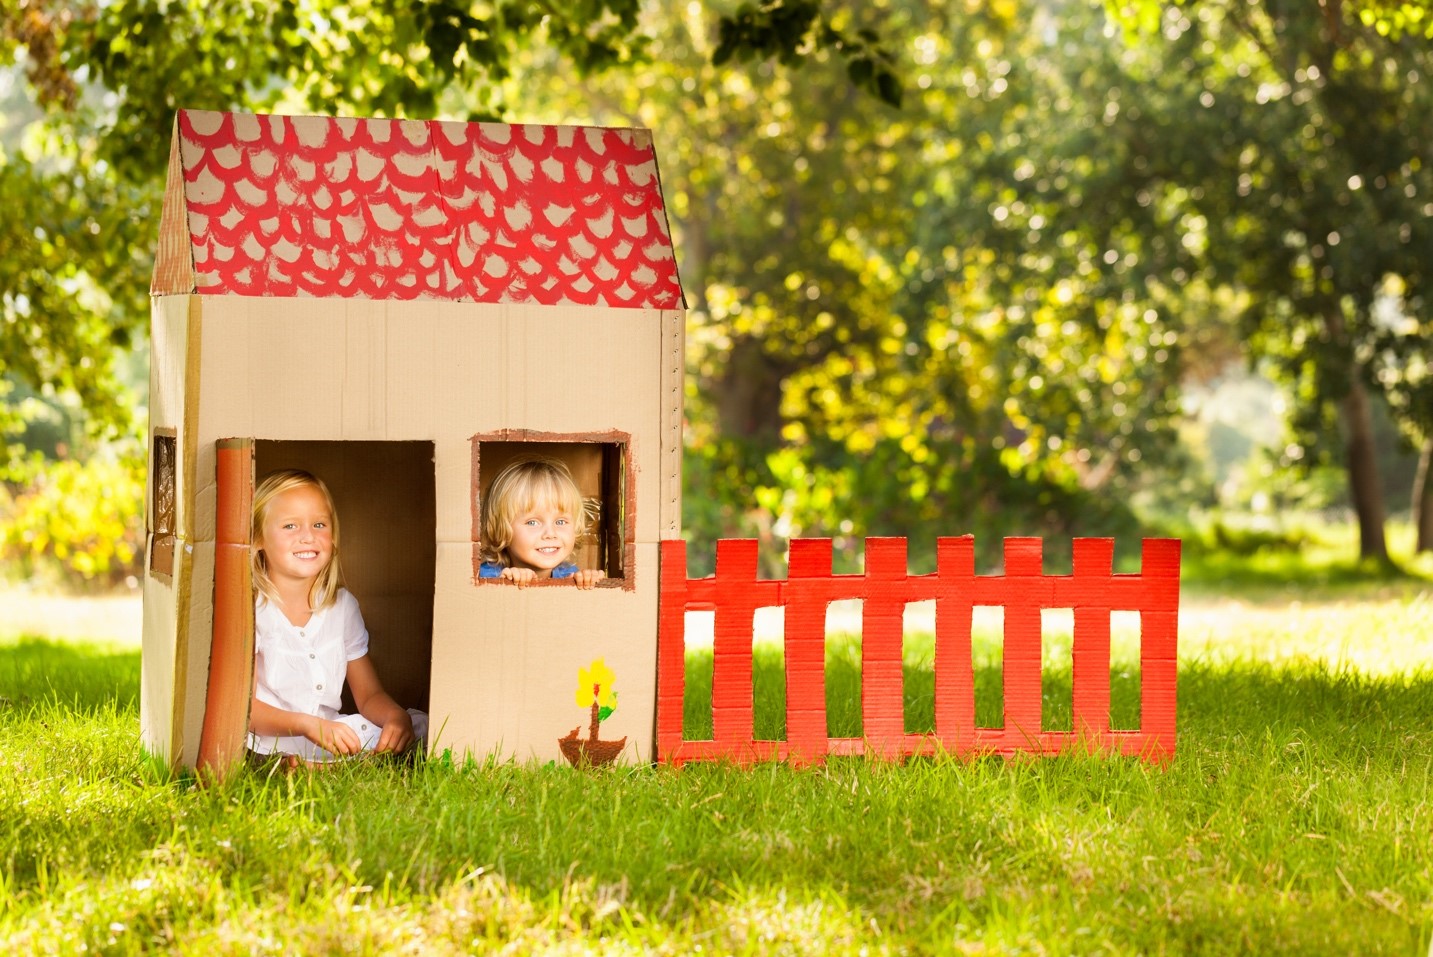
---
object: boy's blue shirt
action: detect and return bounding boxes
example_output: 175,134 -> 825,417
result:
479,561 -> 578,579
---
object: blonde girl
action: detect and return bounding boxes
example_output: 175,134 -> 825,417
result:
478,458 -> 606,589
247,469 -> 427,762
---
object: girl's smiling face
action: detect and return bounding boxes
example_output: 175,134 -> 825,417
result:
258,485 -> 334,588
507,503 -> 577,578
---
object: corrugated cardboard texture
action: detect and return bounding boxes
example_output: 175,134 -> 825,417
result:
198,439 -> 256,778
657,537 -> 1182,766
150,121 -> 195,296
140,560 -> 181,762
658,309 -> 683,538
141,294 -> 201,766
192,299 -> 671,540
178,540 -> 214,768
429,541 -> 658,763
148,295 -> 193,538
152,297 -> 671,764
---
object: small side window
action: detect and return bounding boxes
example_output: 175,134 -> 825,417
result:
150,432 -> 177,577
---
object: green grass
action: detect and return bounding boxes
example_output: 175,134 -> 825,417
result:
3,599 -> 1433,954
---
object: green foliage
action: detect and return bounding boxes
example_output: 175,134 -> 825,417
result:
6,0 -> 1432,568
0,447 -> 145,587
0,143 -> 150,441
1099,0 -> 1433,557
1354,0 -> 1433,38
1175,514 -> 1433,596
69,0 -> 652,178
0,378 -> 86,475
1,0 -> 908,485
712,0 -> 904,106
544,1 -> 1183,569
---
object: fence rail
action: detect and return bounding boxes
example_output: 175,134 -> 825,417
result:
657,536 -> 1181,766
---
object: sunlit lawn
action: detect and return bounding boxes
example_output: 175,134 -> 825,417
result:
2,551 -> 1432,954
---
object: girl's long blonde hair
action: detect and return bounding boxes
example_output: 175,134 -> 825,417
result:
251,469 -> 344,611
479,457 -> 589,568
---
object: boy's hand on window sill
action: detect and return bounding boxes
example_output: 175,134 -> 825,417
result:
500,567 -> 538,588
571,570 -> 606,590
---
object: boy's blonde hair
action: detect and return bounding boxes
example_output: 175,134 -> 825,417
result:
479,457 -> 589,568
251,469 -> 344,611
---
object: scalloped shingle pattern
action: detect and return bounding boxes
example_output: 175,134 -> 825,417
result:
162,110 -> 683,309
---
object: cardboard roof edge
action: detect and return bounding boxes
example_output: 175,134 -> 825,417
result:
150,109 -> 686,311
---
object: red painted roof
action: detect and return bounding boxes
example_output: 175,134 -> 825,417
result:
151,110 -> 684,309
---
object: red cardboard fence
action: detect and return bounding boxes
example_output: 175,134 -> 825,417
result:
657,536 -> 1181,766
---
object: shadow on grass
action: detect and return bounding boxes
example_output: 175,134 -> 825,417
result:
0,636 -> 141,712
1175,658 -> 1433,748
1180,545 -> 1433,600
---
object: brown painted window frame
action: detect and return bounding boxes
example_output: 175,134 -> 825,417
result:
470,429 -> 635,590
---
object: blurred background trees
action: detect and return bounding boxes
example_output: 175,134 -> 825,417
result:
2,0 -> 1429,586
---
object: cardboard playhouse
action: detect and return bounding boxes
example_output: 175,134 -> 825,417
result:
142,109 -> 685,773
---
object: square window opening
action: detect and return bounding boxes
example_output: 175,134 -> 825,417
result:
471,435 -> 631,585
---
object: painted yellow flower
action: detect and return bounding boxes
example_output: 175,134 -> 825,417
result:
575,658 -> 617,710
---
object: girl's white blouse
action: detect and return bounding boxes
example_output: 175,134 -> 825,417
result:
251,588 -> 369,721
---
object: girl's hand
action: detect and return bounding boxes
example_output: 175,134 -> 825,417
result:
311,718 -> 362,756
571,569 -> 606,590
375,710 -> 416,754
500,566 -> 538,587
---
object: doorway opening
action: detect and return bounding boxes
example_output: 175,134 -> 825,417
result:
254,440 -> 436,713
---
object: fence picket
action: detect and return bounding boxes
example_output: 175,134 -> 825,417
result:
786,539 -> 835,766
1072,538 -> 1115,740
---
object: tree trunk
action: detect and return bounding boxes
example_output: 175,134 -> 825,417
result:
1414,436 -> 1433,553
1339,375 -> 1389,563
715,336 -> 790,444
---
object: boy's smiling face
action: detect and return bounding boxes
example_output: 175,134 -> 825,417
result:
507,504 -> 577,578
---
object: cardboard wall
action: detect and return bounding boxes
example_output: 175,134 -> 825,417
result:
154,296 -> 681,765
140,295 -> 197,765
429,541 -> 659,761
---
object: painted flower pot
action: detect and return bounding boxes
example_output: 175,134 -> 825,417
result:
558,701 -> 627,767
